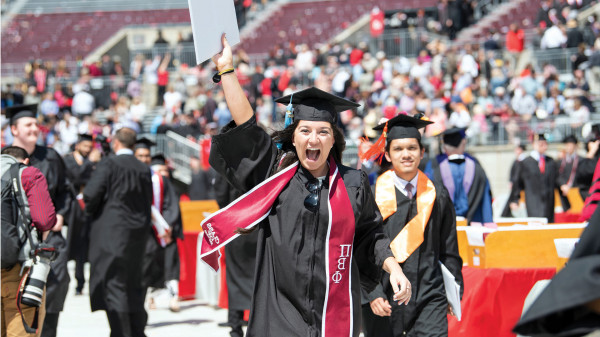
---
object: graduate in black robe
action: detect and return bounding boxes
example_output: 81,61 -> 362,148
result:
501,144 -> 527,217
556,136 -> 582,211
145,154 -> 183,312
214,173 -> 257,337
361,115 -> 463,337
424,128 -> 493,224
206,36 -> 411,337
513,207 -> 600,336
63,134 -> 100,295
6,104 -> 71,337
508,134 -> 559,222
84,128 -> 153,337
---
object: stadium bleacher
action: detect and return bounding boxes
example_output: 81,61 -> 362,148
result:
1,9 -> 191,63
239,0 -> 438,54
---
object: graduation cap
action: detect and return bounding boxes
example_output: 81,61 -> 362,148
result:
274,87 -> 360,125
4,104 -> 38,125
150,154 -> 167,166
534,133 -> 547,142
359,114 -> 433,162
563,135 -> 578,144
77,133 -> 94,143
135,137 -> 156,150
441,128 -> 467,147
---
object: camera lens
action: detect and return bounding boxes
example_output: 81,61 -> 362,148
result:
21,257 -> 52,307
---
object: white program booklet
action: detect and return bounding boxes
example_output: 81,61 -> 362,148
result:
187,0 -> 241,65
440,262 -> 462,321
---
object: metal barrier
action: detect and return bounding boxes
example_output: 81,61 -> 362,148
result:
468,114 -> 600,146
371,30 -> 449,58
159,130 -> 201,185
532,48 -> 580,75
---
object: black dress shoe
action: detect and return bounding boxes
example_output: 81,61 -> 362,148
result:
75,290 -> 83,296
218,322 -> 231,327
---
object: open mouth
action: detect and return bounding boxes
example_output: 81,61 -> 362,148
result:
306,148 -> 321,162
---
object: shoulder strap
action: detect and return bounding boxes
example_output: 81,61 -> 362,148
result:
10,164 -> 38,256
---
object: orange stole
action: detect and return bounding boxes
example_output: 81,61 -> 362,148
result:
375,170 -> 436,263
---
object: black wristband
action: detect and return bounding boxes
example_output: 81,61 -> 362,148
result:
212,68 -> 235,83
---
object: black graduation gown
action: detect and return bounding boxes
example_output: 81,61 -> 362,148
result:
556,155 -> 582,210
189,167 -> 218,200
427,154 -> 492,224
142,176 -> 182,288
83,153 -> 153,313
575,156 -> 599,201
365,181 -> 463,336
29,145 -> 71,313
501,158 -> 523,217
63,153 -> 95,261
509,155 -> 558,222
513,207 -> 600,336
209,116 -> 393,337
214,173 -> 257,311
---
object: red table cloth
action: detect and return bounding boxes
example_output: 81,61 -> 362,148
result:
449,267 -> 556,337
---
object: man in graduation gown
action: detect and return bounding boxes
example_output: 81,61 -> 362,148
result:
213,173 -> 257,337
513,207 -> 600,336
424,128 -> 493,224
501,144 -> 527,217
63,134 -> 101,295
556,135 -> 582,211
84,127 -> 153,337
508,134 -> 559,222
361,114 -> 463,336
133,142 -> 183,312
7,104 -> 71,337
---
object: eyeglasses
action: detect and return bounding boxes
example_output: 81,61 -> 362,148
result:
304,179 -> 322,213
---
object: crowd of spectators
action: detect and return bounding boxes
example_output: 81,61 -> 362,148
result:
2,1 -> 600,163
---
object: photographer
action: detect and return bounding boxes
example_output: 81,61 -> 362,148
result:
1,146 -> 57,337
6,104 -> 71,337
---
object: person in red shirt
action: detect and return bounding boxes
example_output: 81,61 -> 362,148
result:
1,145 -> 57,337
506,23 -> 525,73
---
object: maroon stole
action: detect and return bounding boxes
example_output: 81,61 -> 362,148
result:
199,157 -> 356,337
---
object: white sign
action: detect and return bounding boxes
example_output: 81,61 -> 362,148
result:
187,0 -> 241,65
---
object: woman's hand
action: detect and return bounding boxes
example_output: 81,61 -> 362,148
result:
383,256 -> 411,306
370,297 -> 392,317
212,34 -> 234,72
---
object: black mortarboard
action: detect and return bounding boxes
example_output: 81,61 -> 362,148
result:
77,134 -> 94,143
135,137 -> 156,150
563,135 -> 578,144
534,133 -> 547,142
150,154 -> 166,166
274,87 -> 360,124
360,114 -> 433,162
4,104 -> 38,125
372,114 -> 433,142
441,127 -> 467,147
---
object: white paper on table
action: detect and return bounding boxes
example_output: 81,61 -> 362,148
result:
187,0 -> 240,65
554,238 -> 580,258
440,262 -> 462,321
151,206 -> 170,247
464,226 -> 495,246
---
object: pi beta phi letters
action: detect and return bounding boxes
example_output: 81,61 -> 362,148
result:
332,244 -> 352,283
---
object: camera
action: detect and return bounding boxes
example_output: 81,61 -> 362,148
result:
20,243 -> 57,307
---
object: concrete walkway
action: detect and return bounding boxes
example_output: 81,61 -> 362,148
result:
57,261 -> 233,337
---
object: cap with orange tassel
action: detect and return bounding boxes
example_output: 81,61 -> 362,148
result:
359,114 -> 433,163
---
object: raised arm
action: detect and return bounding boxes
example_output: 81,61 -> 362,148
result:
212,34 -> 253,125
